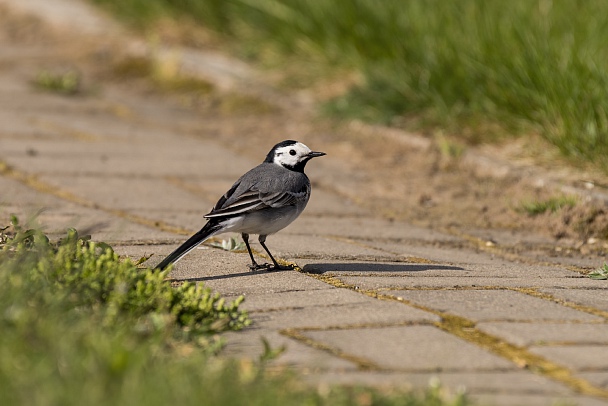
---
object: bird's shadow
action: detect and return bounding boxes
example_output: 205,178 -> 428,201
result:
181,266 -> 293,282
175,262 -> 465,283
301,262 -> 465,274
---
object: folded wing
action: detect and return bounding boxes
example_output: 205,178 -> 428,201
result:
204,187 -> 306,219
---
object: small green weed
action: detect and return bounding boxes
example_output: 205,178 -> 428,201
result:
518,196 -> 577,216
0,215 -> 473,405
0,215 -> 249,342
436,132 -> 466,160
34,70 -> 82,95
588,263 -> 608,280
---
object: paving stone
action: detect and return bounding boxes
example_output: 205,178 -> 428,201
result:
338,275 -> 602,290
36,174 -> 210,213
201,270 -> 335,297
249,299 -> 438,329
1,136 -> 253,178
299,191 -> 369,217
520,251 -> 608,270
303,325 -> 516,371
258,235 -> 393,259
470,393 -> 608,406
425,261 -> 579,279
539,288 -> 608,312
382,290 -> 603,322
143,245 -> 335,295
530,346 -> 608,370
0,88 -> 97,114
286,216 -> 461,242
129,230 -> 393,262
0,177 -> 175,241
461,227 -> 559,247
36,210 -> 176,242
308,370 -> 571,395
577,372 -> 608,390
221,329 -> 358,372
355,239 -> 503,265
124,243 -> 335,296
476,322 -> 608,347
356,239 -> 490,265
0,175 -> 66,208
0,0 -> 122,36
356,238 -> 605,277
238,288 -> 374,311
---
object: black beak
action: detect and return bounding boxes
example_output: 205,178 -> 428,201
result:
308,151 -> 326,158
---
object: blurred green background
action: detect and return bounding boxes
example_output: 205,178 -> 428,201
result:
91,0 -> 608,171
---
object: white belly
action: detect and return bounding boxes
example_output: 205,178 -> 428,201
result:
220,204 -> 304,236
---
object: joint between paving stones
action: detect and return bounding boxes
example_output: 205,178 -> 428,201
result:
0,160 -> 192,236
164,175 -> 224,203
33,118 -> 100,142
322,194 -> 597,276
509,287 -> 608,320
445,228 -> 594,275
286,320 -> 436,333
250,299 -> 377,315
431,311 -> 608,399
372,285 -> 608,322
282,324 -> 547,375
299,268 -> 608,399
325,235 -> 439,264
321,222 -> 595,279
280,327 -> 381,371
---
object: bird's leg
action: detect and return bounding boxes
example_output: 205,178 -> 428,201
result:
258,235 -> 294,271
242,233 -> 259,269
242,233 -> 270,271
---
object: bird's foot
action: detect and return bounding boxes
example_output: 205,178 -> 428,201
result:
271,263 -> 295,271
248,262 -> 294,271
248,262 -> 273,271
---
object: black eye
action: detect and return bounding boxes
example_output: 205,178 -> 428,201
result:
289,149 -> 296,156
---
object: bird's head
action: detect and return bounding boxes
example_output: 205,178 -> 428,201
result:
264,140 -> 326,172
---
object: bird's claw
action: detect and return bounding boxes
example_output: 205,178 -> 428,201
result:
274,263 -> 295,271
248,262 -> 294,271
248,262 -> 272,271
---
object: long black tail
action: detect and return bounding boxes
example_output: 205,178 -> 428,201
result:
155,221 -> 222,270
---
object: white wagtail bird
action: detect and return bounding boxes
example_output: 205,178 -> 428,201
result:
155,140 -> 325,271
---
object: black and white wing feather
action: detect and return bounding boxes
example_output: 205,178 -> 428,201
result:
204,164 -> 310,220
204,187 -> 308,219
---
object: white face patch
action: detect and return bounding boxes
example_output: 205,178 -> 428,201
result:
272,142 -> 312,168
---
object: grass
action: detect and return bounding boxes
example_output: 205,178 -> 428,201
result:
89,0 -> 608,172
518,195 -> 578,216
0,217 -> 471,406
34,70 -> 83,95
588,263 -> 608,280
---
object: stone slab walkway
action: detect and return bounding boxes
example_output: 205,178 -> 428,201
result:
1,1 -> 607,405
